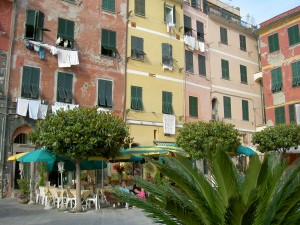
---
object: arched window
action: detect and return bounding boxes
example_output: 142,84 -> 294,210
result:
14,133 -> 28,144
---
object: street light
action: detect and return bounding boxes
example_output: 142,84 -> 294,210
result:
57,161 -> 67,211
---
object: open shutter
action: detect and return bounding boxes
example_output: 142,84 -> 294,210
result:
173,5 -> 176,24
102,29 -> 109,47
137,87 -> 142,110
31,67 -> 40,96
162,43 -> 168,65
109,31 -> 116,49
105,80 -> 112,107
22,66 -> 32,96
66,20 -> 74,41
57,18 -> 66,39
35,11 -> 44,42
164,2 -> 167,23
25,10 -> 36,39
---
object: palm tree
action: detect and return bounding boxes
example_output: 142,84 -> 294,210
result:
112,148 -> 300,225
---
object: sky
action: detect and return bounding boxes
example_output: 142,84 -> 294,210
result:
220,0 -> 299,26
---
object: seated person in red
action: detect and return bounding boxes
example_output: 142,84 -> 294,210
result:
132,184 -> 146,200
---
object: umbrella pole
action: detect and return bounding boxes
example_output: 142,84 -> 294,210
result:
28,162 -> 35,205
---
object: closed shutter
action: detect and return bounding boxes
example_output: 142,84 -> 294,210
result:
240,35 -> 246,51
31,67 -> 40,96
131,86 -> 142,110
197,21 -> 204,41
268,33 -> 279,53
292,61 -> 300,87
189,96 -> 198,118
135,0 -> 145,16
64,73 -> 73,100
162,43 -> 172,66
105,80 -> 112,107
240,65 -> 247,83
22,66 -> 32,97
57,18 -> 66,39
173,5 -> 176,24
65,20 -> 74,41
289,104 -> 296,123
288,25 -> 300,46
109,30 -> 116,49
102,0 -> 115,12
221,59 -> 229,79
198,55 -> 206,76
162,91 -> 173,114
223,96 -> 231,118
185,50 -> 193,72
275,106 -> 285,124
136,86 -> 142,110
102,29 -> 109,48
57,72 -> 73,102
271,68 -> 282,92
220,27 -> 227,44
242,100 -> 249,121
184,16 -> 192,33
98,80 -> 106,106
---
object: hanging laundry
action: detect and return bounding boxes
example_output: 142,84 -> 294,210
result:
28,100 -> 41,120
16,98 -> 30,116
34,45 -> 40,52
50,46 -> 58,55
39,47 -> 45,60
38,104 -> 48,119
56,37 -> 62,45
57,49 -> 71,67
162,64 -> 173,71
163,114 -> 176,135
64,40 -> 69,48
199,41 -> 205,52
69,51 -> 79,65
184,35 -> 196,51
26,42 -> 34,51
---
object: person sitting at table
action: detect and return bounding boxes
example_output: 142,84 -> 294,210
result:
118,180 -> 130,194
132,183 -> 146,200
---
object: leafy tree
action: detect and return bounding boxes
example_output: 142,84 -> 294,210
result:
176,121 -> 241,159
252,123 -> 300,155
112,149 -> 300,225
29,107 -> 131,212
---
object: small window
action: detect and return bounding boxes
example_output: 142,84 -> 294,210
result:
240,65 -> 247,84
268,33 -> 279,53
131,86 -> 143,111
239,34 -> 246,51
271,67 -> 282,93
131,36 -> 145,60
184,15 -> 192,35
189,96 -> 198,118
101,29 -> 117,58
242,100 -> 249,121
191,0 -> 200,10
162,91 -> 173,114
288,25 -> 300,46
292,61 -> 300,87
102,0 -> 115,13
57,72 -> 73,103
24,10 -> 45,42
185,50 -> 193,73
289,104 -> 296,123
164,3 -> 176,25
135,0 -> 145,16
98,79 -> 113,108
223,96 -> 231,119
198,55 -> 206,76
221,59 -> 229,80
275,106 -> 285,124
162,43 -> 173,67
57,18 -> 75,48
220,27 -> 228,44
21,66 -> 40,99
196,21 -> 204,41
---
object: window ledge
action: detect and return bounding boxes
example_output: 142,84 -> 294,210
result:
134,13 -> 146,18
221,77 -> 230,81
101,9 -> 116,14
241,82 -> 248,85
101,54 -> 117,60
289,42 -> 300,48
61,0 -> 77,5
131,57 -> 145,62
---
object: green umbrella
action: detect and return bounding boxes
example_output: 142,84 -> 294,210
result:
80,160 -> 107,170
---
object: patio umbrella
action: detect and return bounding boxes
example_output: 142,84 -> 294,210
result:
7,152 -> 29,161
80,160 -> 107,170
237,145 -> 258,156
17,148 -> 56,163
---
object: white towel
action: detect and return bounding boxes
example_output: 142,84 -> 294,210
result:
162,64 -> 173,71
69,51 -> 79,65
50,46 -> 58,55
28,100 -> 41,120
57,49 -> 71,67
163,114 -> 176,135
16,98 -> 30,116
38,104 -> 48,119
184,35 -> 196,51
199,41 -> 205,52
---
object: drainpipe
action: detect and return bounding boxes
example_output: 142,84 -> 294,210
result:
123,0 -> 129,122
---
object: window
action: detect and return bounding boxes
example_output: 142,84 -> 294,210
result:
101,29 -> 117,58
221,59 -> 229,80
131,86 -> 143,111
240,65 -> 248,84
223,96 -> 231,119
24,10 -> 45,41
189,96 -> 198,118
98,79 -> 112,108
102,0 -> 115,12
162,43 -> 173,67
196,21 -> 204,41
162,91 -> 173,114
220,27 -> 228,44
164,3 -> 176,24
57,18 -> 74,48
131,36 -> 145,60
288,25 -> 300,46
242,100 -> 249,121
292,61 -> 300,87
21,66 -> 40,99
57,72 -> 73,103
275,106 -> 285,124
198,55 -> 206,76
135,0 -> 145,16
271,67 -> 282,93
184,15 -> 192,35
191,0 -> 200,10
268,33 -> 279,53
289,104 -> 296,123
239,34 -> 246,51
185,50 -> 193,72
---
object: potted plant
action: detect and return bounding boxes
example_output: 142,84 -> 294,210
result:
113,163 -> 125,182
17,178 -> 30,204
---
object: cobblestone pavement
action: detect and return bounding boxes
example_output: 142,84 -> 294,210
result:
0,198 -> 161,225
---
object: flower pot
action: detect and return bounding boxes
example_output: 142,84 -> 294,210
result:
18,197 -> 29,204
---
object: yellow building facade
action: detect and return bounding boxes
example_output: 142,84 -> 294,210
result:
126,0 -> 185,146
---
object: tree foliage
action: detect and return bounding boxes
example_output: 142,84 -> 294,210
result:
112,149 -> 300,225
252,123 -> 300,154
176,121 -> 241,159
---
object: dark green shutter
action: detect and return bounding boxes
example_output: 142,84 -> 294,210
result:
275,106 -> 285,124
271,67 -> 282,92
66,20 -> 74,41
105,80 -> 112,107
136,87 -> 142,110
185,50 -> 193,72
162,91 -> 173,114
109,31 -> 116,48
242,100 -> 249,121
197,21 -> 204,41
268,33 -> 279,53
189,96 -> 198,118
223,96 -> 231,118
22,66 -> 32,96
57,18 -> 66,39
57,72 -> 73,102
288,25 -> 300,46
289,104 -> 296,123
240,65 -> 247,84
162,43 -> 172,66
221,59 -> 229,79
102,29 -> 109,47
65,73 -> 73,100
173,5 -> 176,24
102,0 -> 115,12
198,55 -> 206,76
31,67 -> 40,96
35,11 -> 44,41
292,61 -> 300,87
98,80 -> 106,106
184,16 -> 191,31
135,0 -> 145,16
131,86 -> 142,110
58,18 -> 74,41
240,35 -> 246,51
220,27 -> 227,44
25,10 -> 36,39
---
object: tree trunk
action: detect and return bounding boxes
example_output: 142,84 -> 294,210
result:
75,160 -> 82,212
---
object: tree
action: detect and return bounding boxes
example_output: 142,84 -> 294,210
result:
252,123 -> 300,155
112,149 -> 300,225
176,121 -> 241,159
29,107 -> 131,212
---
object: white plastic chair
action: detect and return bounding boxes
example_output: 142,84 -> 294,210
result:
66,189 -> 76,209
86,186 -> 99,210
37,186 -> 47,205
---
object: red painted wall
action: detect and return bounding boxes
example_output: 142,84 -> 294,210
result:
0,0 -> 13,51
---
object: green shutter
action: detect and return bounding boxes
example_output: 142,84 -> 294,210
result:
109,30 -> 116,48
135,0 -> 145,16
102,29 -> 109,46
288,25 -> 300,46
57,18 -> 74,41
223,96 -> 231,118
185,50 -> 193,72
197,21 -> 204,41
184,16 -> 191,30
164,2 -> 166,23
57,72 -> 73,102
131,86 -> 142,110
189,96 -> 198,118
289,104 -> 296,123
25,10 -> 37,39
102,0 -> 115,12
136,87 -> 142,110
57,18 -> 66,39
64,73 -> 73,100
242,100 -> 249,121
268,33 -> 279,53
98,79 -> 106,106
198,55 -> 206,76
65,20 -> 74,41
35,11 -> 44,41
162,43 -> 172,66
240,35 -> 246,51
173,5 -> 176,24
271,67 -> 282,92
31,67 -> 40,96
240,65 -> 247,84
105,80 -> 112,107
22,66 -> 32,97
162,91 -> 173,114
220,27 -> 227,44
275,106 -> 286,124
221,59 -> 229,79
292,61 -> 300,87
